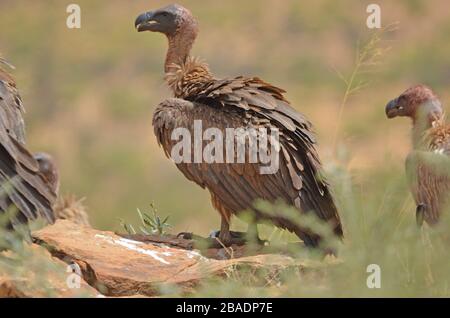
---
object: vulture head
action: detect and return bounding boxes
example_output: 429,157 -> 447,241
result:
386,85 -> 443,125
34,152 -> 60,195
134,4 -> 197,37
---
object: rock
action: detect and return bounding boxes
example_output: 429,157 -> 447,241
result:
32,220 -> 313,297
0,244 -> 101,298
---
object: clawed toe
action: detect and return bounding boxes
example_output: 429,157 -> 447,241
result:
209,230 -> 247,239
180,228 -> 267,249
177,232 -> 193,240
209,230 -> 267,247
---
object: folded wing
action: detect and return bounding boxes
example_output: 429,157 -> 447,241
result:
0,66 -> 55,227
153,95 -> 342,246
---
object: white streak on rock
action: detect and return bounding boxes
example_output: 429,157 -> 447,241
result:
94,234 -> 170,265
186,250 -> 208,261
118,237 -> 144,245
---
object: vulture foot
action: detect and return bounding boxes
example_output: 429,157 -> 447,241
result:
177,232 -> 192,240
175,231 -> 246,248
210,230 -> 267,247
416,204 -> 426,227
176,231 -> 219,248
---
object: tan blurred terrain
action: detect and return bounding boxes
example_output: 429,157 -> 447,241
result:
0,0 -> 449,234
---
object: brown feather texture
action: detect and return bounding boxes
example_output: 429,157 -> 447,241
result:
139,4 -> 343,247
386,85 -> 450,225
0,63 -> 56,228
53,195 -> 90,227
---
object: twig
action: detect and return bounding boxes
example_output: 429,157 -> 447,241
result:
332,23 -> 397,152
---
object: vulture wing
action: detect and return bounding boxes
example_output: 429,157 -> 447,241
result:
0,65 -> 26,144
0,66 -> 55,227
154,91 -> 342,246
406,127 -> 450,225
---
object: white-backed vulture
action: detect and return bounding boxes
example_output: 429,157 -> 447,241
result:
135,4 -> 343,248
386,84 -> 450,226
0,60 -> 55,229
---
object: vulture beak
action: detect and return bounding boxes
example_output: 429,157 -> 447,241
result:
385,98 -> 400,118
134,11 -> 156,32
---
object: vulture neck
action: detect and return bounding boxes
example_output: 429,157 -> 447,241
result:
411,100 -> 444,149
412,116 -> 443,150
164,26 -> 214,98
165,23 -> 198,74
412,122 -> 429,149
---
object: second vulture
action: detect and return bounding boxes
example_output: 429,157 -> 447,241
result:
386,85 -> 450,226
135,4 -> 343,248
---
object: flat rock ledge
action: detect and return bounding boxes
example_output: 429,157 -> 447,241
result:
1,220 -> 326,297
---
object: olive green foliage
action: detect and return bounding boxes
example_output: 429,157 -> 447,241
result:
121,202 -> 172,235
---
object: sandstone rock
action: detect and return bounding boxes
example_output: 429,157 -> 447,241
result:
32,220 -> 312,297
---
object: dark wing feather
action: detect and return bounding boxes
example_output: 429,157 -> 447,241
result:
187,77 -> 341,233
153,95 -> 342,247
0,68 -> 26,144
0,67 -> 55,226
406,149 -> 450,225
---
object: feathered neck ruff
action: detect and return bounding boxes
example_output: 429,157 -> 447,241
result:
420,115 -> 450,151
164,56 -> 214,99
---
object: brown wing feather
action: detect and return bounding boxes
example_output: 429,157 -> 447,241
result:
153,96 -> 342,247
406,125 -> 450,224
0,66 -> 55,226
186,77 -> 341,233
0,68 -> 26,144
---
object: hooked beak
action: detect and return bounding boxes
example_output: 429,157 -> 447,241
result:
134,11 -> 156,32
385,98 -> 400,118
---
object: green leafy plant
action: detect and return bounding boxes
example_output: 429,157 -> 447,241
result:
332,23 -> 397,151
120,202 -> 172,236
119,218 -> 137,235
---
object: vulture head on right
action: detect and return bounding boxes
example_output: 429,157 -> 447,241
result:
386,85 -> 443,125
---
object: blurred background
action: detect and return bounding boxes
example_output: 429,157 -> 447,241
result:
0,0 -> 449,233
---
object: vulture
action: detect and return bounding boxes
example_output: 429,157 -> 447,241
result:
0,59 -> 56,230
135,4 -> 343,248
386,85 -> 450,226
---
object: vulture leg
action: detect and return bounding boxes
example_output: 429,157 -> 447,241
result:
176,218 -> 246,247
216,215 -> 239,246
211,220 -> 266,246
208,216 -> 245,247
416,204 -> 426,227
209,230 -> 246,239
